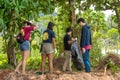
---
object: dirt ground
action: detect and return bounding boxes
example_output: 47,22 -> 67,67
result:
1,54 -> 120,80
0,69 -> 120,80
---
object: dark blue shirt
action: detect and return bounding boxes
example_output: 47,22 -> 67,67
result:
43,29 -> 55,43
80,24 -> 92,48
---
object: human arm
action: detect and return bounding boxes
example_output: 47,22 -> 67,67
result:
80,27 -> 87,53
90,31 -> 92,45
20,28 -> 24,36
51,31 -> 56,49
27,23 -> 38,32
52,38 -> 56,49
80,28 -> 87,48
68,37 -> 75,44
32,24 -> 38,30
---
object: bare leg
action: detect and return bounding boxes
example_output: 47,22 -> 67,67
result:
22,50 -> 29,74
15,51 -> 23,73
15,61 -> 22,73
41,54 -> 46,74
48,53 -> 53,74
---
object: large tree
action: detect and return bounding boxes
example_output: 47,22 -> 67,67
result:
0,0 -> 55,67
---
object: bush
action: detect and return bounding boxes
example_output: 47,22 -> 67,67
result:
0,54 -> 9,69
26,57 -> 41,70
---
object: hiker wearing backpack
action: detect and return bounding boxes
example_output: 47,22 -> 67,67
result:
77,18 -> 92,73
41,22 -> 56,75
15,20 -> 38,74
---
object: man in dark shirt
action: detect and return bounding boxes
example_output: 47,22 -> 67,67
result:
63,27 -> 74,72
77,18 -> 92,73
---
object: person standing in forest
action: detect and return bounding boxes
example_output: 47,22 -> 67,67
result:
15,20 -> 38,74
41,22 -> 56,75
63,27 -> 74,72
77,18 -> 92,73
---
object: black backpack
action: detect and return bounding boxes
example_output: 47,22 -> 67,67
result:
16,33 -> 25,44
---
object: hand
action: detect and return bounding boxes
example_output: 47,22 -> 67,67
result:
82,48 -> 86,54
71,38 -> 75,41
75,38 -> 77,41
54,48 -> 57,54
61,52 -> 64,57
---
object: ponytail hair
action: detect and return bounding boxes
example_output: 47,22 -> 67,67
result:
47,22 -> 55,30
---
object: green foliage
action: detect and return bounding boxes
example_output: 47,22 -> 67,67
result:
78,10 -> 107,31
0,37 -> 5,54
30,30 -> 42,56
27,57 -> 41,70
90,32 -> 103,67
0,54 -> 7,69
0,0 -> 56,40
0,53 -> 41,70
0,54 -> 13,69
106,28 -> 119,39
92,0 -> 120,10
106,59 -> 120,74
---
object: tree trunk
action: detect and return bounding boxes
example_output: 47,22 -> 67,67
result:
69,0 -> 76,26
6,36 -> 16,67
69,0 -> 77,37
